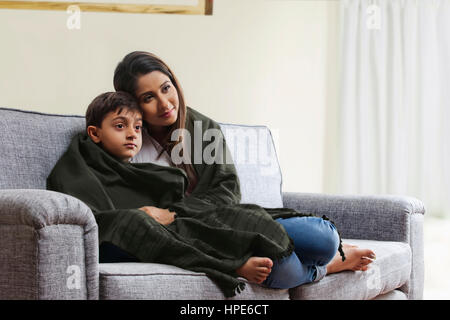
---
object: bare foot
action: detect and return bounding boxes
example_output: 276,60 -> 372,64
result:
326,243 -> 376,274
236,257 -> 273,284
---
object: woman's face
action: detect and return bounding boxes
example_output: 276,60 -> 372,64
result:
135,71 -> 179,132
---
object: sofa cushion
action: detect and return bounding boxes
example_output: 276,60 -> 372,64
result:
372,289 -> 407,300
289,239 -> 412,300
99,262 -> 289,300
0,107 -> 85,189
219,123 -> 283,208
99,239 -> 411,300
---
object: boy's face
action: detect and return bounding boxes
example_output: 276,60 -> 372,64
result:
87,108 -> 143,162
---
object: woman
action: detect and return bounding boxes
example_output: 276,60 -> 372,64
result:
112,51 -> 376,292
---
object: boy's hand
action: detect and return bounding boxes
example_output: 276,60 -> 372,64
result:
139,206 -> 176,225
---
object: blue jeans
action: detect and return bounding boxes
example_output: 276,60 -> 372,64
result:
262,216 -> 340,289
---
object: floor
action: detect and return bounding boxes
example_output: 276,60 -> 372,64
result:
423,216 -> 450,299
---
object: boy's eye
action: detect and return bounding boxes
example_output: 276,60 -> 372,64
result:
135,125 -> 142,131
116,124 -> 124,129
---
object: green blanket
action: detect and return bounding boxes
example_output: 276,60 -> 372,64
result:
47,107 -> 345,297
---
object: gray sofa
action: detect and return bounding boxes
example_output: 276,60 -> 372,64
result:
0,107 -> 425,300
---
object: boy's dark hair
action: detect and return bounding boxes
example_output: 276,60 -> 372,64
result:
85,91 -> 141,129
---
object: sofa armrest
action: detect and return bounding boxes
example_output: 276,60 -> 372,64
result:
283,192 -> 424,242
282,192 -> 425,299
0,189 -> 99,299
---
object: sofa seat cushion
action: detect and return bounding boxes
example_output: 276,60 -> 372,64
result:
372,289 -> 408,300
289,239 -> 412,300
99,262 -> 289,300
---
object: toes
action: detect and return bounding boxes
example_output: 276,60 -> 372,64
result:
254,257 -> 273,271
261,258 -> 273,269
256,267 -> 271,274
361,257 -> 374,265
254,275 -> 267,284
353,263 -> 370,271
360,265 -> 369,271
352,266 -> 365,271
256,269 -> 271,278
256,272 -> 269,281
363,250 -> 376,259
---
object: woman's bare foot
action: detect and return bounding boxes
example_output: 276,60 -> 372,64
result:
236,257 -> 273,284
326,243 -> 376,274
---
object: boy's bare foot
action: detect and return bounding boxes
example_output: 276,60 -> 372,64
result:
326,243 -> 376,274
236,257 -> 273,284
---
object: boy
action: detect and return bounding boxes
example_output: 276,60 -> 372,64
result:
81,91 -> 176,262
85,91 -> 143,163
85,91 -> 175,226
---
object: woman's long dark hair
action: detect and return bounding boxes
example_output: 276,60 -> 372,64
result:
113,51 -> 197,192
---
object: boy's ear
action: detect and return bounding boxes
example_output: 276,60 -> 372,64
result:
87,125 -> 101,144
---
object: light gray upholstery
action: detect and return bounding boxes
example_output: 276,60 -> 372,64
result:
99,263 -> 289,300
0,189 -> 98,299
290,239 -> 411,300
0,108 -> 85,190
0,107 -> 425,300
372,289 -> 408,300
282,192 -> 425,299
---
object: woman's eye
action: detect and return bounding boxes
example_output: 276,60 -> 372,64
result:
143,95 -> 153,103
135,125 -> 142,131
163,85 -> 171,92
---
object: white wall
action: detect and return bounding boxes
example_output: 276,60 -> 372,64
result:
0,0 -> 339,194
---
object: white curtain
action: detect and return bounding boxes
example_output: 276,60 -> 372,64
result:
337,0 -> 450,217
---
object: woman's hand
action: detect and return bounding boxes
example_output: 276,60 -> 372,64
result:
139,206 -> 176,225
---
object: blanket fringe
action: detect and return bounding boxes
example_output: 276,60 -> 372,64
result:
236,281 -> 246,294
224,280 -> 247,298
267,208 -> 347,262
270,236 -> 296,262
321,215 -> 346,262
269,213 -> 346,263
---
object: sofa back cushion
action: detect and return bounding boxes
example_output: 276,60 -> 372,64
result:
0,108 -> 283,208
219,123 -> 283,208
0,108 -> 85,190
